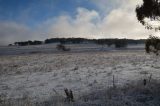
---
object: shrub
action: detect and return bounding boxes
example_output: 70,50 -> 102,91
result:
56,44 -> 70,51
115,39 -> 128,48
145,35 -> 160,55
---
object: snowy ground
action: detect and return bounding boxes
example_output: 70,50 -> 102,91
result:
0,44 -> 160,105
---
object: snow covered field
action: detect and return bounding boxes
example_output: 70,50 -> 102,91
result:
0,44 -> 160,106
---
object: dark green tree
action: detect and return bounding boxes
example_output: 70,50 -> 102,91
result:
145,35 -> 160,55
115,39 -> 128,48
136,0 -> 160,54
136,0 -> 160,31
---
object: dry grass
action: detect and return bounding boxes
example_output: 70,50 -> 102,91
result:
1,79 -> 160,106
79,79 -> 160,106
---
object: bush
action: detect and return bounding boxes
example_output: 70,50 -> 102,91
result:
115,39 -> 128,48
56,44 -> 70,51
145,35 -> 160,55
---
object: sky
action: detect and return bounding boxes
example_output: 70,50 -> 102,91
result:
0,0 -> 159,45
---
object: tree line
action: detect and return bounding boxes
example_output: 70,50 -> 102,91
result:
44,38 -> 145,46
9,38 -> 145,47
13,40 -> 43,46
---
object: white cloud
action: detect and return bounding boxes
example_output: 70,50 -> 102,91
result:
48,7 -> 101,38
47,0 -> 157,39
91,0 -> 142,13
0,21 -> 47,45
0,0 -> 159,45
0,22 -> 32,45
99,9 -> 154,39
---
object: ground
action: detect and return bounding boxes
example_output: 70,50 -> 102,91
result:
0,44 -> 160,106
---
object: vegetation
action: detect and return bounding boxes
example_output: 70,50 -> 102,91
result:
45,38 -> 86,44
115,39 -> 128,48
44,38 -> 144,46
64,88 -> 74,102
1,79 -> 160,106
136,0 -> 160,54
145,35 -> 160,55
11,38 -> 144,47
56,44 -> 70,51
136,0 -> 160,31
14,40 -> 43,46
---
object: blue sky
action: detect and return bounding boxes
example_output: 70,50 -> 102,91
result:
0,0 -> 97,27
0,0 -> 157,45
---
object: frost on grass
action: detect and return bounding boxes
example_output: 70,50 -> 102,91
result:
0,50 -> 160,106
79,79 -> 160,106
1,79 -> 160,106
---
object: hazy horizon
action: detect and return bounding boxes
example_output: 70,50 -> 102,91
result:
0,0 -> 160,45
